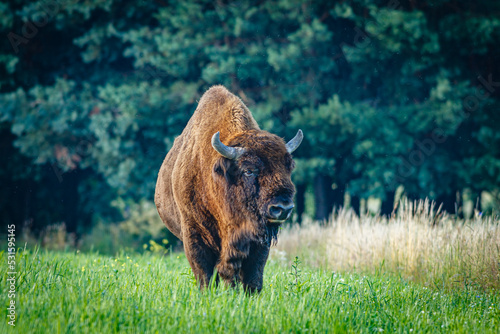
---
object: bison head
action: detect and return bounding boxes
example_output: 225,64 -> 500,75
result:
211,129 -> 303,243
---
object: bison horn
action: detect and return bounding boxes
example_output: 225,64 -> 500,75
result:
286,129 -> 303,153
211,132 -> 246,160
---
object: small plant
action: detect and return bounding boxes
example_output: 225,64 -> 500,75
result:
290,256 -> 301,284
287,256 -> 308,294
180,267 -> 198,286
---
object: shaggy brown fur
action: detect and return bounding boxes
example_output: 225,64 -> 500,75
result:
155,85 -> 300,292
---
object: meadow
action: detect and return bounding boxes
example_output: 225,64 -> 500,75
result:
276,200 -> 500,292
2,201 -> 499,333
1,245 -> 499,332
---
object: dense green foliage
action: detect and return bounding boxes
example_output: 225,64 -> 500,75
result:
1,0 -> 500,235
1,249 -> 499,332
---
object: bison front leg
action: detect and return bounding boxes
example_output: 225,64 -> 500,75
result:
182,232 -> 217,289
216,239 -> 250,287
216,259 -> 241,288
240,242 -> 270,293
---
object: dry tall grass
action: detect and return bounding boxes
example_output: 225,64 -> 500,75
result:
273,199 -> 500,291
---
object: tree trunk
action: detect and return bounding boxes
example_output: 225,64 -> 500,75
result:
295,183 -> 306,225
350,195 -> 360,216
474,192 -> 483,213
331,182 -> 345,210
62,170 -> 80,234
22,179 -> 36,230
380,190 -> 396,216
313,174 -> 334,221
436,190 -> 458,214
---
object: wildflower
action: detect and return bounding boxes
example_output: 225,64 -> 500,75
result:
81,266 -> 85,272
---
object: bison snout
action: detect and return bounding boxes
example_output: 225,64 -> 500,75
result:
267,202 -> 294,222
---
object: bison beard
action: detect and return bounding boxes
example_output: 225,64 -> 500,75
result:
155,85 -> 302,292
266,224 -> 280,246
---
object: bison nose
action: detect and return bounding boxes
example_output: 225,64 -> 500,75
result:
268,203 -> 294,222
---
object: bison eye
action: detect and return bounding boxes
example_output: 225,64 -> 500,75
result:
243,169 -> 256,177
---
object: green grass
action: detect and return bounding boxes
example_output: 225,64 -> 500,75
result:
1,248 -> 499,333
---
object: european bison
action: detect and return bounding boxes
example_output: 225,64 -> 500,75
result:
154,85 -> 303,292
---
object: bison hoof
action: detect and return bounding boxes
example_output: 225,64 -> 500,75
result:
243,284 -> 262,294
216,261 -> 242,284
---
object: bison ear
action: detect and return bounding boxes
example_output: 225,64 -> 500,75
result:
212,157 -> 235,184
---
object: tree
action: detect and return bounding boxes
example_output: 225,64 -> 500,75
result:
1,0 -> 500,238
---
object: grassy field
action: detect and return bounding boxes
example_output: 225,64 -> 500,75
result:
277,200 -> 500,292
1,247 -> 499,333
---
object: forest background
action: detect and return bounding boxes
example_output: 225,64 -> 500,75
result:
1,0 -> 499,251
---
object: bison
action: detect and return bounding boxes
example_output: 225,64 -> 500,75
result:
154,85 -> 303,292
